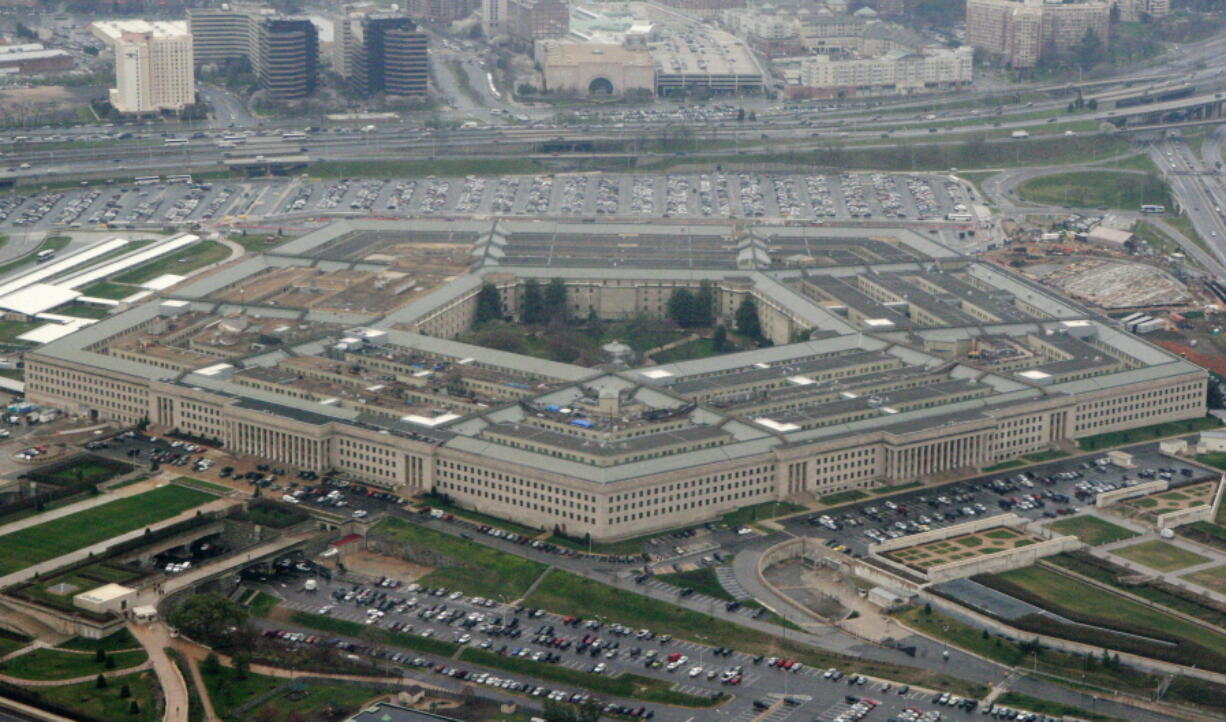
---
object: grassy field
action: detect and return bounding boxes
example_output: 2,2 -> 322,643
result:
1044,553 -> 1226,628
1045,516 -> 1138,546
721,501 -> 805,527
0,648 -> 147,681
872,482 -> 923,495
990,565 -> 1226,658
1017,171 -> 1170,210
229,232 -> 288,252
1077,415 -> 1222,451
246,682 -> 390,720
370,518 -> 547,599
1112,540 -> 1210,572
80,280 -> 139,300
38,458 -> 133,486
37,670 -> 160,722
0,631 -> 30,657
524,570 -> 988,698
247,591 -> 280,618
0,319 -> 36,345
170,476 -> 231,496
650,337 -> 722,363
113,241 -> 230,285
52,302 -> 112,319
994,692 -> 1121,721
416,493 -> 543,539
819,490 -> 869,506
0,485 -> 214,574
1133,221 -> 1185,257
199,664 -> 282,720
656,567 -> 735,602
1183,564 -> 1226,594
982,459 -> 1026,472
460,648 -> 723,707
289,611 -> 461,657
1167,213 -> 1211,254
58,629 -> 138,653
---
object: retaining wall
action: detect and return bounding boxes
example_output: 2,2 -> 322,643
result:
1097,480 -> 1167,508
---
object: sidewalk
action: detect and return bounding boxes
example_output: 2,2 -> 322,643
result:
128,622 -> 188,722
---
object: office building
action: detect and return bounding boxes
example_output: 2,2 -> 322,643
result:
0,43 -> 72,75
108,26 -> 195,114
797,46 -> 972,98
341,15 -> 429,96
505,0 -> 570,44
187,5 -> 318,100
482,0 -> 508,37
26,219 -> 1207,542
966,0 -> 1110,68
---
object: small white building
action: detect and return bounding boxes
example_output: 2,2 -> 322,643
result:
73,583 -> 136,616
866,585 -> 915,610
1198,429 -> 1226,454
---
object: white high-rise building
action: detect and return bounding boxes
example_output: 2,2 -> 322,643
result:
109,27 -> 195,114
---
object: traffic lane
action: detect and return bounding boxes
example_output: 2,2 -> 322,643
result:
261,574 -> 984,722
780,443 -> 1213,554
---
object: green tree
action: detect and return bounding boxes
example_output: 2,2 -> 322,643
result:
543,700 -> 578,722
923,602 -> 933,616
1075,29 -> 1104,71
105,656 -> 116,669
201,652 -> 221,676
735,297 -> 762,340
233,653 -> 250,681
168,595 -> 249,648
521,279 -> 544,324
545,277 -> 569,324
119,684 -> 131,699
128,700 -> 140,715
473,283 -> 503,326
693,280 -> 715,327
712,324 -> 728,353
95,674 -> 107,689
95,649 -> 106,663
667,288 -> 697,328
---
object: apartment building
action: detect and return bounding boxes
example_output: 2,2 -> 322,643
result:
966,0 -> 1111,68
109,26 -> 195,114
798,46 -> 973,98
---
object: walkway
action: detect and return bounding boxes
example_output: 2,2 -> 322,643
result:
128,622 -> 188,722
1083,511 -> 1226,605
0,661 -> 153,687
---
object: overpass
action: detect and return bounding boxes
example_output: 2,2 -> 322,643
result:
1099,92 -> 1226,127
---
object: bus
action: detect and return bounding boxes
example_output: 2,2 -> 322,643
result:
1140,204 -> 1166,213
946,213 -> 974,222
134,176 -> 160,186
36,249 -> 56,262
165,174 -> 192,184
163,137 -> 188,146
221,133 -> 247,144
281,131 -> 306,141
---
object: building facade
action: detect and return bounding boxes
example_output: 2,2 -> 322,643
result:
342,15 -> 429,96
966,0 -> 1111,68
187,5 -> 318,100
505,0 -> 570,44
109,29 -> 195,114
796,46 -> 972,98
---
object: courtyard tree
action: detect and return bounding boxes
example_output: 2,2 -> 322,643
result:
693,280 -> 715,327
168,594 -> 249,648
545,277 -> 569,324
521,279 -> 545,324
473,283 -> 502,326
735,297 -> 762,340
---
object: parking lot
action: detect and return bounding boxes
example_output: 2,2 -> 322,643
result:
782,443 -> 1215,556
0,171 -> 977,234
254,567 -> 989,722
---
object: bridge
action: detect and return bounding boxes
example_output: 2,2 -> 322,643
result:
1098,92 -> 1226,127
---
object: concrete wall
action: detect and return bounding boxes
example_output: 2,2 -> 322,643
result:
869,513 -> 1023,554
1097,479 -> 1167,508
1155,477 -> 1223,530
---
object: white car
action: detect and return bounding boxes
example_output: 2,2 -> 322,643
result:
352,509 -> 368,518
688,666 -> 704,677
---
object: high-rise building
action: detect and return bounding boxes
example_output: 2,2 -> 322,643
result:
505,0 -> 569,44
966,0 -> 1110,68
333,13 -> 429,97
407,0 -> 478,22
482,0 -> 508,37
109,26 -> 195,114
258,18 -> 319,100
187,5 -> 318,100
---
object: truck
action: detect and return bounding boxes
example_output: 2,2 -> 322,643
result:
1011,130 -> 1030,139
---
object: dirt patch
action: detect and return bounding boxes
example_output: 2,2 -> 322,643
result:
1152,339 -> 1226,377
340,550 -> 434,581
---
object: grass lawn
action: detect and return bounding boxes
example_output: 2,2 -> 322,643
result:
57,629 -> 138,653
0,485 -> 214,575
246,682 -> 391,720
200,664 -> 282,720
819,490 -> 869,506
1024,449 -> 1071,463
656,567 -> 735,602
37,670 -> 160,722
1077,415 -> 1222,451
81,280 -> 140,300
289,611 -> 460,657
995,692 -> 1121,721
51,302 -> 112,319
1182,564 -> 1226,595
722,501 -> 805,527
983,459 -> 1026,472
524,570 -> 988,698
1167,213 -> 1211,254
1045,554 -> 1226,628
1111,540 -> 1210,572
229,232 -> 288,252
0,319 -> 37,345
894,606 -> 1162,694
38,458 -> 133,486
1045,516 -> 1138,546
0,631 -> 30,657
459,648 -> 723,707
1016,171 -> 1170,209
0,648 -> 147,681
112,241 -> 231,285
371,518 -> 547,599
872,482 -> 923,495
170,476 -> 231,496
247,591 -> 280,618
650,337 -> 721,364
991,565 -> 1226,659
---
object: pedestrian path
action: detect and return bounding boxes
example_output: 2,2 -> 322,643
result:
716,565 -> 752,601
